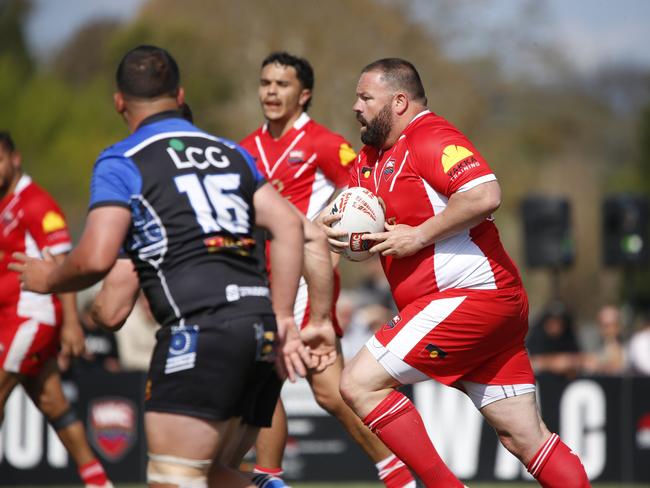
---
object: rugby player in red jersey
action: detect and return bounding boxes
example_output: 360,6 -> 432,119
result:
240,52 -> 415,488
0,132 -> 113,488
319,58 -> 591,488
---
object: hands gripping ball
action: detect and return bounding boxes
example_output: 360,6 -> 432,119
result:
330,187 -> 385,261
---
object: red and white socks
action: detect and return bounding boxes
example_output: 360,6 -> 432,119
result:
78,459 -> 111,488
376,454 -> 416,488
527,433 -> 591,487
363,390 -> 464,488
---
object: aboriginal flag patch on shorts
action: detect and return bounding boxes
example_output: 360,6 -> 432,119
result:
425,343 -> 448,360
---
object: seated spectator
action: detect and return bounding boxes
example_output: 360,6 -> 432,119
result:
527,301 -> 582,378
628,309 -> 650,375
583,304 -> 626,375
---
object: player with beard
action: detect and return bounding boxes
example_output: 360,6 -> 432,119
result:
0,132 -> 113,488
318,58 -> 591,487
240,52 -> 415,488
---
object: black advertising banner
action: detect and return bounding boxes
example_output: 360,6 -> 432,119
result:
0,371 -> 146,485
1,371 -> 649,484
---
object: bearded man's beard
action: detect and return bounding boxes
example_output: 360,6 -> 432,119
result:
359,104 -> 392,148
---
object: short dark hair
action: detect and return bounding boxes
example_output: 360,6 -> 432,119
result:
0,131 -> 15,153
116,45 -> 180,99
362,58 -> 427,105
262,51 -> 314,111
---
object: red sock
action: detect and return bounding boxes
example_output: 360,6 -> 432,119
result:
527,433 -> 591,487
253,465 -> 284,476
78,459 -> 109,486
376,454 -> 416,488
363,390 -> 463,488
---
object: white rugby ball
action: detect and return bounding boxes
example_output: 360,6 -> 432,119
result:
330,187 -> 385,261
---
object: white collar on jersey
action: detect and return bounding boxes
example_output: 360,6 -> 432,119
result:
409,109 -> 430,126
14,174 -> 32,195
262,111 -> 311,133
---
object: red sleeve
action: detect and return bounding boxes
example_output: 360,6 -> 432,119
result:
239,131 -> 268,178
22,188 -> 72,255
348,154 -> 362,187
314,130 -> 356,189
410,127 -> 494,197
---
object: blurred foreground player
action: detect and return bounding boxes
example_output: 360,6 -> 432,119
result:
240,51 -> 414,488
0,132 -> 112,488
10,46 -> 333,488
319,58 -> 591,487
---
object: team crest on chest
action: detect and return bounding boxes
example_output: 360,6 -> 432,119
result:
287,150 -> 305,164
383,158 -> 396,181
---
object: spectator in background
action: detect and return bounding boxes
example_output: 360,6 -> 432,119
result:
526,302 -> 583,378
357,256 -> 396,312
339,289 -> 393,360
114,292 -> 158,371
628,309 -> 650,375
583,305 -> 625,375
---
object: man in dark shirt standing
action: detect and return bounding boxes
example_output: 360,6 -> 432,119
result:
11,45 -> 333,487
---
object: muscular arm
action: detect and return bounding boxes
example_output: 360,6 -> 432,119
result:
10,207 -> 131,294
418,180 -> 501,245
52,252 -> 85,357
255,184 -> 304,321
366,180 -> 502,258
254,183 -> 308,380
301,215 -> 333,322
91,259 -> 140,331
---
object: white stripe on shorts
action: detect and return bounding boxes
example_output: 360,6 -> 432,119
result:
460,381 -> 537,409
387,295 -> 466,359
4,319 -> 39,373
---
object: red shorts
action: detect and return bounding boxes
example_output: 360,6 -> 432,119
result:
372,287 -> 534,386
0,314 -> 61,376
295,268 -> 343,337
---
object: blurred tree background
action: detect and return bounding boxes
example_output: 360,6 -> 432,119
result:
1,0 -> 649,325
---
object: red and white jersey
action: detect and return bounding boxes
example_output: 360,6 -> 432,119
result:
350,110 -> 522,310
240,113 -> 355,219
0,175 -> 72,324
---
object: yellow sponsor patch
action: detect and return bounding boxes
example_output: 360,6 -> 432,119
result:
42,211 -> 66,233
441,145 -> 473,173
338,143 -> 357,166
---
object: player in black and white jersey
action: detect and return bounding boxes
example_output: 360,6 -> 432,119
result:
11,45 -> 335,488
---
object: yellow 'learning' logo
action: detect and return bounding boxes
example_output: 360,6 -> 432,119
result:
339,143 -> 357,166
42,211 -> 66,233
441,145 -> 473,173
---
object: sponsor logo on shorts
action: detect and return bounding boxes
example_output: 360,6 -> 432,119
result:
225,284 -> 270,302
349,232 -> 371,252
144,379 -> 152,401
254,323 -> 276,363
384,314 -> 402,330
165,324 -> 199,374
88,398 -> 137,461
425,343 -> 448,360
